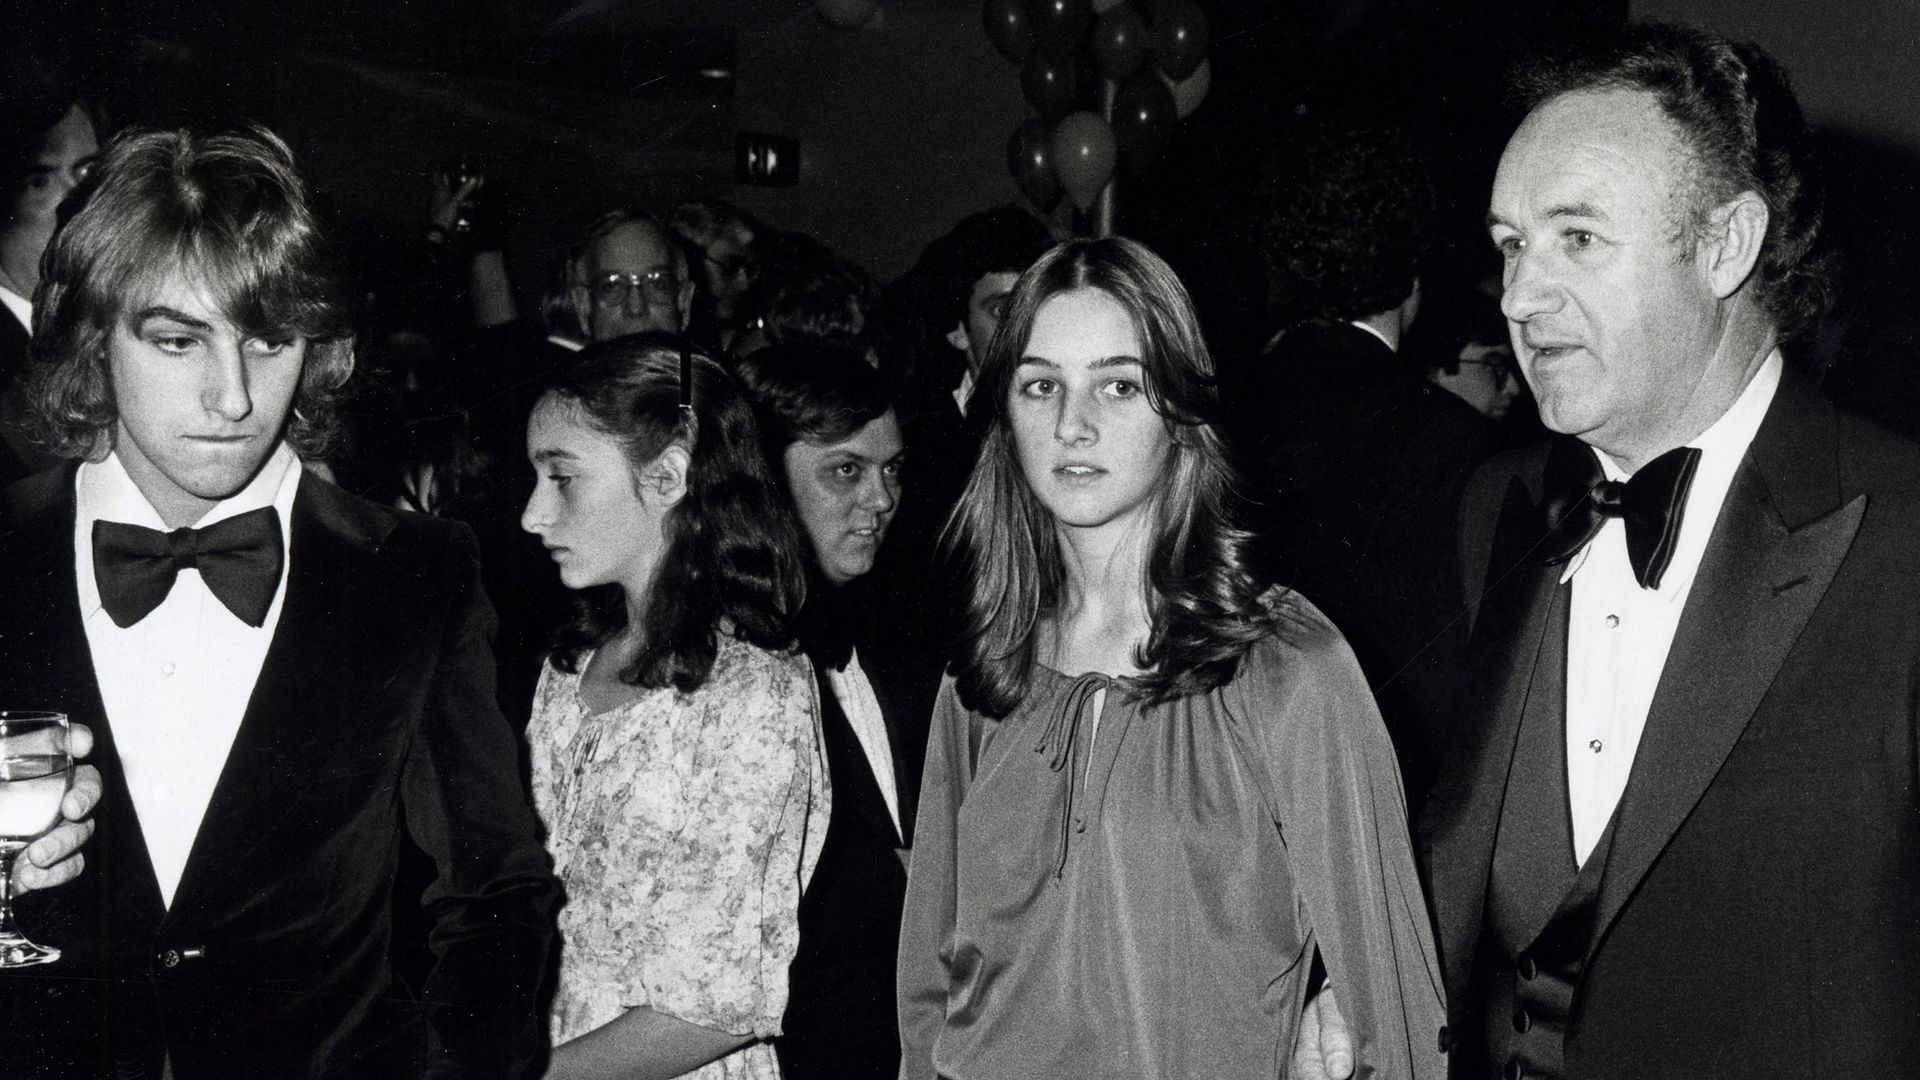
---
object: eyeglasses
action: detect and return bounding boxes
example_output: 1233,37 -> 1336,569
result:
591,269 -> 680,309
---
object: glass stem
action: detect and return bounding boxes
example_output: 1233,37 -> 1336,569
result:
0,847 -> 18,931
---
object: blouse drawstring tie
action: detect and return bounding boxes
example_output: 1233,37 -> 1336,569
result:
1034,672 -> 1108,879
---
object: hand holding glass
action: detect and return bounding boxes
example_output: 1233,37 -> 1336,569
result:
0,712 -> 72,967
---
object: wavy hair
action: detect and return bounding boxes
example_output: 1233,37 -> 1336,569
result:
945,236 -> 1280,717
1511,21 -> 1832,340
544,332 -> 807,692
27,124 -> 355,460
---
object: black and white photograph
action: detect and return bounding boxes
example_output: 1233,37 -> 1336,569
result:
0,0 -> 1916,1076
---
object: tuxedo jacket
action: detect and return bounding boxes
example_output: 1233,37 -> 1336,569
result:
1421,369 -> 1920,1077
779,584 -> 941,1080
1228,320 -> 1494,803
0,463 -> 560,1079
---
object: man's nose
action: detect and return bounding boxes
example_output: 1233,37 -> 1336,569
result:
201,342 -> 254,422
1501,250 -> 1563,324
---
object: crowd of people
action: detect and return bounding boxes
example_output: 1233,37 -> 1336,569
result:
0,17 -> 1914,1080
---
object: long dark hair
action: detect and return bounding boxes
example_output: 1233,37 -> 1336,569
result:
945,237 -> 1280,717
545,333 -> 807,692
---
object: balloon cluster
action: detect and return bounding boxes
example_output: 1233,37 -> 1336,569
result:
989,0 -> 1212,214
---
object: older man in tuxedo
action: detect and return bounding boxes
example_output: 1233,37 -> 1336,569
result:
1416,23 -> 1920,1079
0,124 -> 557,1078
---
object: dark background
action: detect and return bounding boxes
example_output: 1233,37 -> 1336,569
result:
15,0 -> 1920,435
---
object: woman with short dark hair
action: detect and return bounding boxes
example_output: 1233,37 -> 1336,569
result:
735,341 -> 937,1080
897,237 -> 1445,1080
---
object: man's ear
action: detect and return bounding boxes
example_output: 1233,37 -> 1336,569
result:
946,321 -> 970,354
638,444 -> 691,509
1704,190 -> 1769,300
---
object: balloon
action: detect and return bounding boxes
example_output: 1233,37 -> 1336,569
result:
1021,52 -> 1079,123
817,0 -> 880,28
1163,56 -> 1211,118
1091,0 -> 1127,10
1051,111 -> 1117,211
1091,5 -> 1149,80
1008,119 -> 1061,210
1149,0 -> 1209,80
982,0 -> 1036,65
1111,71 -> 1176,174
1030,0 -> 1094,63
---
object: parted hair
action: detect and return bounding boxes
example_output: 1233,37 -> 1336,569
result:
27,124 -> 355,460
946,237 -> 1279,718
545,332 -> 808,693
1512,21 -> 1832,340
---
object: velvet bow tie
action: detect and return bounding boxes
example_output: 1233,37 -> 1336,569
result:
92,507 -> 284,628
1539,440 -> 1702,590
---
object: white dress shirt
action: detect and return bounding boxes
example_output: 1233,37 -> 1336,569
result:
823,649 -> 901,841
0,285 -> 31,335
74,444 -> 301,906
1560,352 -> 1781,865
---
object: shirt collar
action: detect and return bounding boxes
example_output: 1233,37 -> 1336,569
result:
0,286 -> 31,335
1347,319 -> 1395,352
75,441 -> 303,618
1560,349 -> 1783,585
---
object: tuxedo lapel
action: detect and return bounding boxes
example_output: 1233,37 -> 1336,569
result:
1430,468 -> 1564,995
0,465 -> 168,931
1590,377 -> 1861,956
164,475 -> 398,925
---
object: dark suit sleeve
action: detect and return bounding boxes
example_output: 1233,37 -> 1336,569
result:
401,524 -> 559,1079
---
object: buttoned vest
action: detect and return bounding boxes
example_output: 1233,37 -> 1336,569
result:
1475,587 -> 1619,1080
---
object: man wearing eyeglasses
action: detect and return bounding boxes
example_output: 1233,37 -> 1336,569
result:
567,209 -> 696,343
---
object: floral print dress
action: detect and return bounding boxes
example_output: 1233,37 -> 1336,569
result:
529,633 -> 829,1079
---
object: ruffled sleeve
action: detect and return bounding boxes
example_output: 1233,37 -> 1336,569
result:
1237,597 -> 1449,1080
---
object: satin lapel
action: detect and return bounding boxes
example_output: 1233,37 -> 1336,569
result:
1590,379 -> 1862,959
1590,467 -> 1861,956
164,477 -> 388,924
861,645 -> 938,846
1429,470 -> 1563,996
0,466 -> 167,930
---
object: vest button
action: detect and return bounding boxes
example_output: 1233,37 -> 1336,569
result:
1503,1060 -> 1525,1080
1513,1008 -> 1532,1033
1517,954 -> 1538,980
1437,1025 -> 1450,1053
159,949 -> 180,969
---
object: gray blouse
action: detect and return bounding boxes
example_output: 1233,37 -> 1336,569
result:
898,595 -> 1446,1080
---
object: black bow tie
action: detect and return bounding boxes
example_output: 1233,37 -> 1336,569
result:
1539,440 -> 1702,590
92,507 -> 284,628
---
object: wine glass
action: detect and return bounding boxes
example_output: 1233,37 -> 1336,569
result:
0,711 -> 71,967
